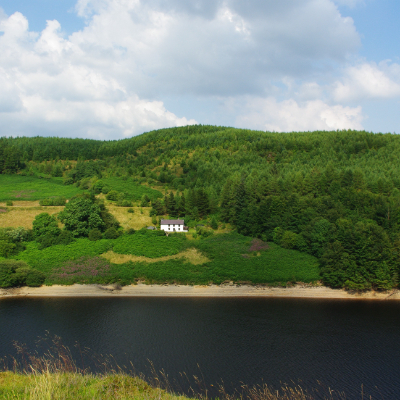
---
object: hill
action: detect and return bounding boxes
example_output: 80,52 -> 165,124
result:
1,126 -> 400,290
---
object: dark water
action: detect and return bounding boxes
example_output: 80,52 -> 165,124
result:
1,297 -> 400,399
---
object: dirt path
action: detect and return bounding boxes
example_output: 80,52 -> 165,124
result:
1,284 -> 399,300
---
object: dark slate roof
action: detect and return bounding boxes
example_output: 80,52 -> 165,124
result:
160,219 -> 185,225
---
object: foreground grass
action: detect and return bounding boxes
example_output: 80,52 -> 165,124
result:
0,372 -> 188,400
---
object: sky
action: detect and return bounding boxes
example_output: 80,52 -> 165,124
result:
0,0 -> 399,139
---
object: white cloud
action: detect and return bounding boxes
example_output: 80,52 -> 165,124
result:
235,97 -> 363,132
0,1 -> 364,138
333,62 -> 400,101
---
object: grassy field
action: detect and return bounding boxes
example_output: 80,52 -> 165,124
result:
0,175 -> 81,201
112,233 -> 320,285
13,232 -> 320,286
106,205 -> 153,230
0,206 -> 63,229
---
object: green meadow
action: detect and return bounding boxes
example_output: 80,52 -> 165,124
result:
0,175 -> 81,201
13,231 -> 320,286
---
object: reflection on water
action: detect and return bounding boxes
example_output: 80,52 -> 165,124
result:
1,297 -> 400,399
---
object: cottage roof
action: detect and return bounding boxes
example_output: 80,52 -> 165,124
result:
160,219 -> 185,225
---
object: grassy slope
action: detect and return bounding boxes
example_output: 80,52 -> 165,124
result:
0,175 -> 163,203
0,175 -> 81,201
0,372 -> 188,400
15,232 -> 320,285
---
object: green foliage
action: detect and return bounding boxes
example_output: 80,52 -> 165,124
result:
101,177 -> 162,202
114,233 -> 319,285
32,213 -> 61,247
39,197 -> 66,206
127,208 -> 134,214
210,217 -> 218,230
112,230 -> 185,258
106,190 -> 119,201
16,239 -> 113,273
103,227 -> 120,239
0,260 -> 45,288
89,229 -> 103,241
58,195 -> 113,237
6,200 -> 13,206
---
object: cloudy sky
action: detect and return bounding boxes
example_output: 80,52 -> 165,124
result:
0,0 -> 399,139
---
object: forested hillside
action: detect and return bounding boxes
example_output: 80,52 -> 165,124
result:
2,126 -> 400,290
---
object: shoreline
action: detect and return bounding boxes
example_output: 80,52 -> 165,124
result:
1,283 -> 400,300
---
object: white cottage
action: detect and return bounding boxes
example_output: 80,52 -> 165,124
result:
160,219 -> 188,233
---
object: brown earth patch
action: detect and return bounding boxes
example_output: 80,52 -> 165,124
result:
101,248 -> 210,265
12,190 -> 36,198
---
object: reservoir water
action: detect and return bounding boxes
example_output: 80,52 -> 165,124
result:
1,297 -> 400,399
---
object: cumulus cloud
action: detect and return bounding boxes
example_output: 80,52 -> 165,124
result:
333,62 -> 400,102
0,0 -> 364,138
235,97 -> 363,132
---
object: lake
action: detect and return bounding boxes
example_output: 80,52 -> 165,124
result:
1,297 -> 400,399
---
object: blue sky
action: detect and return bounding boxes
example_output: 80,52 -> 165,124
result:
0,0 -> 399,139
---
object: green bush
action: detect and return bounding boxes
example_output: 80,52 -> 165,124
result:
210,217 -> 218,230
63,177 -> 74,185
39,198 -> 53,206
24,268 -> 45,287
0,260 -> 44,288
101,186 -> 110,195
33,213 -> 61,240
127,208 -> 134,213
39,197 -> 66,206
6,200 -> 13,206
6,227 -> 32,243
103,227 -> 120,239
57,230 -> 74,245
89,229 -> 103,241
106,190 -> 119,201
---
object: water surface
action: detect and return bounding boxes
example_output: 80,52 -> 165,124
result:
1,297 -> 400,399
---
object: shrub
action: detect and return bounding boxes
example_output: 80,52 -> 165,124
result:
63,177 -> 74,185
6,227 -> 31,243
89,229 -> 103,241
127,208 -> 134,213
126,228 -> 136,235
50,256 -> 112,284
6,200 -> 13,206
0,240 -> 16,258
24,269 -> 45,287
0,263 -> 18,287
106,190 -> 119,201
52,197 -> 67,206
39,197 -> 66,206
39,198 -> 53,206
101,186 -> 110,195
210,217 -> 218,230
33,213 -> 61,240
0,260 -> 44,288
57,230 -> 74,245
103,227 -> 120,239
93,180 -> 104,194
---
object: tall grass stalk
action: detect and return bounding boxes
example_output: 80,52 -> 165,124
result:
0,335 -> 369,400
